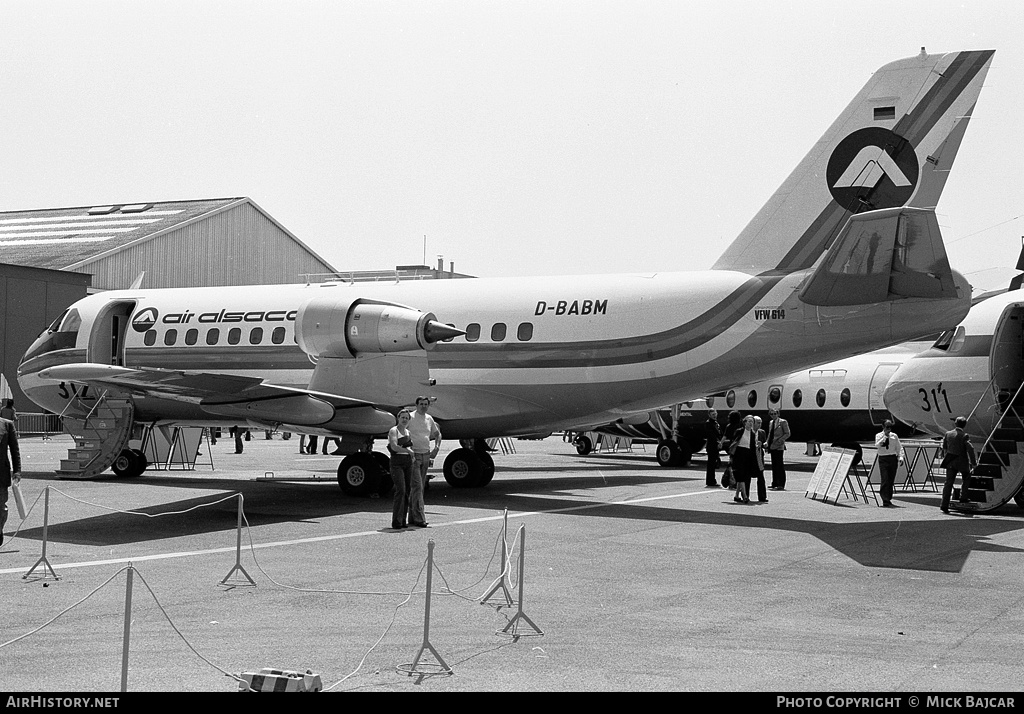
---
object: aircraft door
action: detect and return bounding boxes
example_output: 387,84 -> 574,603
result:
990,306 -> 1024,407
868,363 -> 902,426
87,301 -> 137,366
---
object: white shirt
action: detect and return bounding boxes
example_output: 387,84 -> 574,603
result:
408,411 -> 441,453
875,430 -> 901,457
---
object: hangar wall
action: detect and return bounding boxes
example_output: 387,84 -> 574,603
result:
0,263 -> 91,409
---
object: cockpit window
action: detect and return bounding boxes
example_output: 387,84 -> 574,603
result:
932,329 -> 954,350
932,326 -> 965,352
22,308 -> 82,363
948,326 -> 967,353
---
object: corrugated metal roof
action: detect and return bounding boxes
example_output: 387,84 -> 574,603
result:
0,198 -> 251,271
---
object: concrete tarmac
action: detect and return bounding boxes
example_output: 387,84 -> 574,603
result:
2,434 -> 1023,693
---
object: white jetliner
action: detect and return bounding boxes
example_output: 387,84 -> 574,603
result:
18,49 -> 992,494
884,287 -> 1024,512
575,341 -> 930,463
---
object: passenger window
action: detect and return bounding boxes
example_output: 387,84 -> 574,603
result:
841,388 -> 851,407
163,329 -> 177,346
465,323 -> 481,342
228,328 -> 241,345
144,330 -> 156,347
206,329 -> 220,345
747,390 -> 757,408
272,327 -> 286,344
706,396 -> 715,409
816,389 -> 827,407
792,389 -> 803,408
768,387 -> 781,404
185,329 -> 198,346
249,328 -> 263,345
517,322 -> 534,341
491,323 -> 507,341
726,390 -> 736,408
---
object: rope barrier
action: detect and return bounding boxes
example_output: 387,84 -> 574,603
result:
1,480 -> 544,690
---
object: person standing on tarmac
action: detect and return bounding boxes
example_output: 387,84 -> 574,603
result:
874,420 -> 902,508
939,416 -> 977,514
0,412 -> 21,545
407,396 -> 441,528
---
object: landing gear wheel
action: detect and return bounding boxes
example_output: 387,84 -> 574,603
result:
575,434 -> 593,455
129,449 -> 148,471
656,439 -> 686,467
443,448 -> 484,488
478,451 -> 495,486
112,448 -> 147,478
337,452 -> 382,496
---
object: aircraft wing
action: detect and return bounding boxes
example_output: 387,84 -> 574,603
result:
35,362 -> 395,431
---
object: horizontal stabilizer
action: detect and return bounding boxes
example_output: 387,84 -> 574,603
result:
799,207 -> 957,306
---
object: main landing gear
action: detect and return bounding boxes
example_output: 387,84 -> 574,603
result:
442,439 -> 495,488
337,451 -> 392,497
111,448 -> 148,479
655,439 -> 691,468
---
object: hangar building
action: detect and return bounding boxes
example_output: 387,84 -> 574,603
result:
0,197 -> 337,291
0,197 -> 339,408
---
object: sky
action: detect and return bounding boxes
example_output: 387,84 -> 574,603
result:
1,0 -> 1021,288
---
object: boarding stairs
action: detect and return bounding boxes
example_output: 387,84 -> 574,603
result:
958,382 -> 1024,512
56,393 -> 135,479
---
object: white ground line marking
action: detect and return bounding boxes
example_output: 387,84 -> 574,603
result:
0,489 -> 715,575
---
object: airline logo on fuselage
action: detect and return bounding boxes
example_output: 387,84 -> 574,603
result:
826,127 -> 919,209
131,307 -> 297,332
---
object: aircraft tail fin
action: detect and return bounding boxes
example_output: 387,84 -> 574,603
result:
713,49 -> 994,275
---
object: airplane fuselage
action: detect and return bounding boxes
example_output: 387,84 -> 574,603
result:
19,268 -> 969,440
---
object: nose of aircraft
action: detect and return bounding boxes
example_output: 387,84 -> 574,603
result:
882,362 -> 928,430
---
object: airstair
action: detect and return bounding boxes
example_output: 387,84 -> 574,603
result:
959,382 -> 1024,512
56,393 -> 136,479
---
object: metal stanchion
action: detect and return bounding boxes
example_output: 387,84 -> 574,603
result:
23,486 -> 59,581
397,540 -> 452,676
219,493 -> 255,587
481,509 -> 514,607
498,525 -> 543,637
121,565 -> 134,692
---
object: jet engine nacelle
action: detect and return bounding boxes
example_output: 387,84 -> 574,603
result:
295,295 -> 461,359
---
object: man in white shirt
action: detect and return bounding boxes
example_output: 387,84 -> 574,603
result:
407,396 -> 442,527
874,420 -> 902,508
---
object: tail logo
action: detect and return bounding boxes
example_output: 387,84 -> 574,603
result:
826,127 -> 919,210
131,307 -> 159,333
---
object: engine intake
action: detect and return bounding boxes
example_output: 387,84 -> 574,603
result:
296,296 -> 463,359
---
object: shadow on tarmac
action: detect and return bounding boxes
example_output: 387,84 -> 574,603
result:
15,463 -> 1024,574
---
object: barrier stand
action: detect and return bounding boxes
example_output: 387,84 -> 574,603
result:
480,509 -> 514,607
219,494 -> 255,587
23,486 -> 60,581
121,564 -> 134,693
397,540 -> 452,677
498,525 -> 543,638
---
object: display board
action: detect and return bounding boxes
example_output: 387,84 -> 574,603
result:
806,447 -> 843,499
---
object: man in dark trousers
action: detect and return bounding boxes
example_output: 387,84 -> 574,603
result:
704,409 -> 722,487
0,412 -> 22,545
766,408 -> 791,490
940,416 -> 977,514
